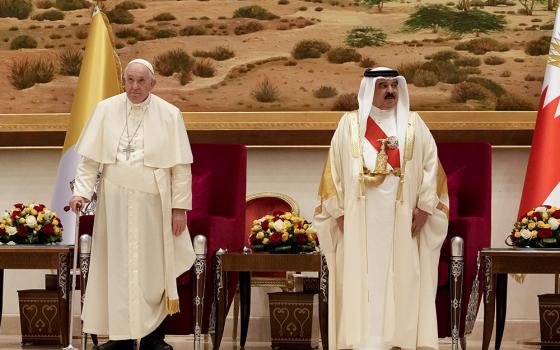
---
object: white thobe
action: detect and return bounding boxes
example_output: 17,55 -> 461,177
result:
74,97 -> 195,339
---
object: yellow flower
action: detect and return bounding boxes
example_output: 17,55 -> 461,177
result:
303,224 -> 309,229
52,219 -> 59,226
543,212 -> 549,220
54,227 -> 61,234
522,218 -> 528,224
251,225 -> 260,232
282,233 -> 289,242
551,208 -> 558,213
537,221 -> 545,228
307,233 -> 314,242
514,231 -> 521,238
262,238 -> 270,245
528,211 -> 534,216
37,214 -> 44,223
35,225 -> 42,230
256,232 -> 264,239
283,220 -> 292,228
532,230 -> 538,238
0,224 -> 4,229
253,220 -> 259,225
528,222 -> 536,230
24,207 -> 31,213
18,218 -> 25,224
31,209 -> 38,216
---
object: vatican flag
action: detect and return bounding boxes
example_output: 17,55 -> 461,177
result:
51,8 -> 122,244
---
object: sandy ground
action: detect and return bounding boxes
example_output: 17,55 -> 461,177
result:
0,0 -> 553,113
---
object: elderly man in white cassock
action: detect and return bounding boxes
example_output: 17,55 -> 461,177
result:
69,58 -> 196,350
314,67 -> 449,350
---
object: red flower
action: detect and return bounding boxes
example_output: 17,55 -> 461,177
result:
539,228 -> 553,238
296,234 -> 308,244
270,233 -> 282,244
11,210 -> 21,219
249,234 -> 260,245
14,203 -> 24,209
272,210 -> 286,216
0,227 -> 5,235
17,225 -> 27,236
261,220 -> 269,230
34,204 -> 46,212
44,224 -> 54,235
532,212 -> 541,219
553,211 -> 560,219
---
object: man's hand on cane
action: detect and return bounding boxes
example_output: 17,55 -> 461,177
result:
69,196 -> 88,214
172,209 -> 186,236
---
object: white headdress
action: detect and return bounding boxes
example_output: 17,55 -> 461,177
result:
358,67 -> 410,137
127,58 -> 155,75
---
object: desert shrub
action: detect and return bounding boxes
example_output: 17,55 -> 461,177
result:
177,70 -> 192,86
315,6 -> 323,11
115,0 -> 144,9
49,33 -> 61,39
466,77 -> 505,97
32,9 -> 64,20
10,35 -> 37,49
292,39 -> 331,59
59,47 -> 82,76
360,56 -> 376,68
115,42 -> 124,49
412,69 -> 438,87
154,48 -> 194,76
126,37 -> 137,45
285,59 -> 297,66
299,6 -> 307,10
152,12 -> 175,21
397,61 -> 423,82
116,27 -> 140,38
421,60 -> 466,84
541,22 -> 554,30
179,25 -> 206,36
495,93 -> 533,110
9,25 -> 18,30
191,58 -> 216,77
524,74 -> 537,81
154,28 -> 177,38
192,46 -> 235,61
332,93 -> 358,111
454,55 -> 481,67
54,0 -> 87,10
75,26 -> 88,39
327,47 -> 361,64
525,36 -> 550,56
233,5 -> 278,20
448,9 -> 506,34
484,55 -> 505,65
345,26 -> 386,48
455,37 -> 509,55
234,21 -> 263,35
107,7 -> 134,24
0,0 -> 32,19
451,82 -> 492,102
426,50 -> 459,61
279,0 -> 289,3
313,85 -> 338,98
36,0 -> 53,8
514,57 -> 525,63
252,77 -> 279,102
9,57 -> 55,89
500,70 -> 511,77
459,67 -> 481,74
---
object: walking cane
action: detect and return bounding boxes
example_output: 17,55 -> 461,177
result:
63,202 -> 81,350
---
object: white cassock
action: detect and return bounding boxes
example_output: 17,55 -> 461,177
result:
314,109 -> 449,350
73,93 -> 196,339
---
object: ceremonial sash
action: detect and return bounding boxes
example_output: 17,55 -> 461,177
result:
365,117 -> 400,169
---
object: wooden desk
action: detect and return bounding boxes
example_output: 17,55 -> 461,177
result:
212,251 -> 329,350
0,245 -> 73,346
481,248 -> 560,350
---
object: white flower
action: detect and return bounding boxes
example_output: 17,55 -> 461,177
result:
520,229 -> 533,240
7,241 -> 16,246
535,206 -> 548,213
273,219 -> 285,232
25,215 -> 37,228
1,212 -> 9,220
6,226 -> 17,236
549,218 -> 560,231
43,210 -> 52,219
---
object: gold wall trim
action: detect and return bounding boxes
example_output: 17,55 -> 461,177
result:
0,111 -> 536,132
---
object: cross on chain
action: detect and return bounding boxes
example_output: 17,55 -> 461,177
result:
122,144 -> 134,160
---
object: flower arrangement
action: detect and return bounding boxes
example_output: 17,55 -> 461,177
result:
508,205 -> 560,248
249,211 -> 319,253
0,203 -> 63,245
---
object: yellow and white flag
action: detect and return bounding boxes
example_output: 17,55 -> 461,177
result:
51,8 -> 122,244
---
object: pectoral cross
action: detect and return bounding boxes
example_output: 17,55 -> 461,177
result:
122,144 -> 134,160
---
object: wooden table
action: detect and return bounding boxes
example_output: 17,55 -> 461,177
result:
481,248 -> 560,350
212,251 -> 329,350
0,245 -> 73,346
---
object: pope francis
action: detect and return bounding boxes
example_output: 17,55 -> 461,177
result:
69,59 -> 196,350
314,67 -> 449,350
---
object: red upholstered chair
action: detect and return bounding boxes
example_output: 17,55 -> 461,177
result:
436,142 -> 492,348
231,192 -> 299,341
166,144 -> 247,340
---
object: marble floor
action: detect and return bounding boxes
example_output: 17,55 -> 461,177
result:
0,335 -> 541,350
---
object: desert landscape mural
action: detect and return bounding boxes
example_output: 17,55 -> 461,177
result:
0,0 -> 555,113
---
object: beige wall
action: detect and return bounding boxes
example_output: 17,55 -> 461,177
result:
0,146 -> 551,340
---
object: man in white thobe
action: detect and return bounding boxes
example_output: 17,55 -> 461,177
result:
314,67 -> 449,350
69,59 -> 196,350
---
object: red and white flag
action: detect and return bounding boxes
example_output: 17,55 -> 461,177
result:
518,9 -> 560,218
